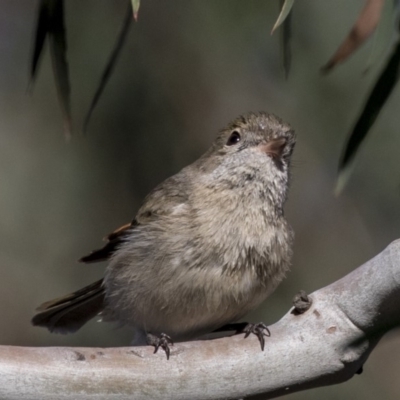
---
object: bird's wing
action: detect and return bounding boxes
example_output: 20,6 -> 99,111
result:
80,169 -> 192,264
79,221 -> 137,263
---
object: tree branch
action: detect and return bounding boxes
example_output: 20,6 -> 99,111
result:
1,240 -> 400,400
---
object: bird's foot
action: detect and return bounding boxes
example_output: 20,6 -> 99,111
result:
147,333 -> 173,360
212,322 -> 271,351
242,322 -> 271,351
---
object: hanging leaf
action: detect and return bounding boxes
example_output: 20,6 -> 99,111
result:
30,0 -> 51,88
48,0 -> 72,139
271,0 -> 294,35
281,2 -> 292,79
131,0 -> 141,21
363,0 -> 390,74
83,2 -> 133,133
28,0 -> 72,138
322,0 -> 385,73
336,33 -> 400,194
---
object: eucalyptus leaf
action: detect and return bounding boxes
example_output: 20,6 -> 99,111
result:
84,3 -> 133,134
322,0 -> 385,73
131,0 -> 140,21
272,0 -> 294,34
48,0 -> 72,139
281,5 -> 292,79
363,0 -> 390,74
30,0 -> 51,87
336,31 -> 400,193
29,0 -> 72,138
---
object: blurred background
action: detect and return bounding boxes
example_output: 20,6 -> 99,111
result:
1,0 -> 399,398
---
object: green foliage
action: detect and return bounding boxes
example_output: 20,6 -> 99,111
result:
28,0 -> 400,193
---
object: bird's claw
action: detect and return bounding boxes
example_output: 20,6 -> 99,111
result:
243,322 -> 271,351
147,333 -> 173,360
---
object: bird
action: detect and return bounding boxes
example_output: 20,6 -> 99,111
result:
32,112 -> 296,359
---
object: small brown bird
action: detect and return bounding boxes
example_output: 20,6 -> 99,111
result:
32,112 -> 296,358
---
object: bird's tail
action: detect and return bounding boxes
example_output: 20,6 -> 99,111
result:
31,279 -> 105,334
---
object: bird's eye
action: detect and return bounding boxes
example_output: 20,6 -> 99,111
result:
226,131 -> 241,146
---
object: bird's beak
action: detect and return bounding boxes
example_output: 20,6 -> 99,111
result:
258,138 -> 287,159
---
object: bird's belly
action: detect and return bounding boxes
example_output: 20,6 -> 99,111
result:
104,262 -> 279,341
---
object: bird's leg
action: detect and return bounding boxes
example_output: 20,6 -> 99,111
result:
146,332 -> 173,360
213,322 -> 271,351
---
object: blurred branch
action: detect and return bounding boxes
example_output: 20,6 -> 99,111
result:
1,241 -> 400,399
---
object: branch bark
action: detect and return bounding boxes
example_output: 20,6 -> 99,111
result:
1,240 -> 400,400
